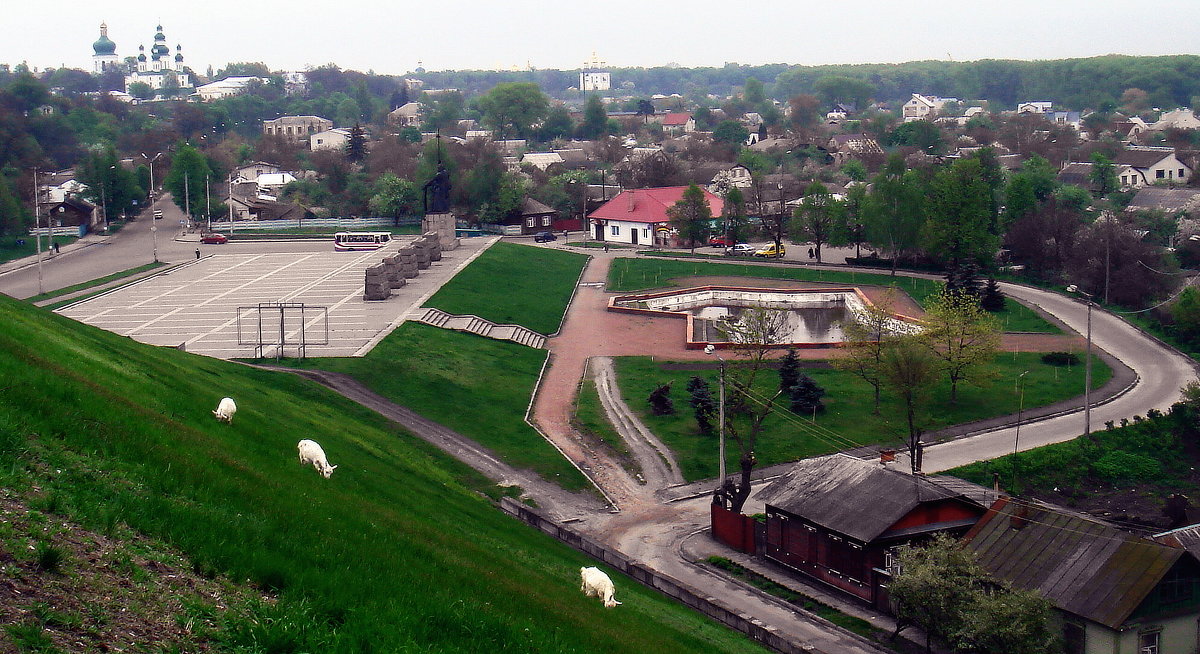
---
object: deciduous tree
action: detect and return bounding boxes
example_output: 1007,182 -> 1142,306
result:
714,308 -> 789,512
477,82 -> 549,140
834,289 -> 900,413
667,184 -> 712,253
879,335 -> 938,473
923,158 -> 1000,268
920,289 -> 1001,404
791,181 -> 842,262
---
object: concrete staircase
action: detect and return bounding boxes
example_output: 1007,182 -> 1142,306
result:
415,308 -> 547,349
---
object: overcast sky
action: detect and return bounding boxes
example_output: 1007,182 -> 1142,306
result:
6,1 -> 1200,77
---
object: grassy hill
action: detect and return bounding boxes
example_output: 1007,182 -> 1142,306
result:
0,295 -> 762,653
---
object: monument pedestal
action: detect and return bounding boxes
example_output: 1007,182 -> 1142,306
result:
422,212 -> 460,250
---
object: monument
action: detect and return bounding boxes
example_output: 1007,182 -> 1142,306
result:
420,134 -> 460,250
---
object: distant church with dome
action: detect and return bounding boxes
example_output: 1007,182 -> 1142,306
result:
90,22 -> 193,94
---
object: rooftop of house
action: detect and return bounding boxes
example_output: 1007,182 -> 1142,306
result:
662,112 -> 692,126
1115,147 -> 1184,169
1125,187 -> 1200,212
588,186 -> 724,224
965,496 -> 1189,629
755,453 -> 988,543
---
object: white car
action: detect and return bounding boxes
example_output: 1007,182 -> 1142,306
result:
725,243 -> 756,256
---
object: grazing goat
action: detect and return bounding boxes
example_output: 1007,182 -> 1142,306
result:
212,397 -> 237,424
580,567 -> 620,607
297,439 -> 337,478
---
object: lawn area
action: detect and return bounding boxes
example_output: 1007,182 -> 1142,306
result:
25,262 -> 165,303
609,257 -> 1057,334
0,234 -> 79,265
614,352 -> 1111,482
573,376 -> 640,477
0,294 -> 762,653
425,241 -> 588,334
286,323 -> 590,490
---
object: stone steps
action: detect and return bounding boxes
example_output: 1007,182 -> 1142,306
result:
415,308 -> 547,349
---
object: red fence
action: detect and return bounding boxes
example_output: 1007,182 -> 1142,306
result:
711,504 -> 756,553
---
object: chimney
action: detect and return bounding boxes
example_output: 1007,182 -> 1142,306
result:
627,191 -> 635,212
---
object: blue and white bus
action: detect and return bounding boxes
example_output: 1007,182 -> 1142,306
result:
333,231 -> 392,251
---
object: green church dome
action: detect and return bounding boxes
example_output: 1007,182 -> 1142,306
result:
93,35 -> 116,55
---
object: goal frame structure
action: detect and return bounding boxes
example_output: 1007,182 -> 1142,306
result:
237,302 -> 329,360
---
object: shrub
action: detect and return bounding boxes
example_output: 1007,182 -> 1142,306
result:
1040,351 -> 1080,366
34,541 -> 66,573
1090,450 -> 1161,483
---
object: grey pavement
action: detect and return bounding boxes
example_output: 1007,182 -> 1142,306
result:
55,235 -> 497,358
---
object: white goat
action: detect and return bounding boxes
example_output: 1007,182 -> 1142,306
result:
212,397 -> 237,424
580,566 -> 621,607
297,439 -> 337,478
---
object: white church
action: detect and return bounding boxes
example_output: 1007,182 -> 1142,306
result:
90,22 -> 193,94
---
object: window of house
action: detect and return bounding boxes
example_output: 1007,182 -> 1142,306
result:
526,217 -> 535,228
610,225 -> 619,236
884,548 -> 900,576
543,216 -> 552,226
1139,630 -> 1160,654
1121,176 -> 1128,185
1181,168 -> 1187,177
1062,620 -> 1086,654
643,229 -> 650,240
1157,169 -> 1166,179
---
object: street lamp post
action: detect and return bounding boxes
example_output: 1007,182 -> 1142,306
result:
141,152 -> 163,202
704,345 -> 727,489
1066,285 -> 1094,439
142,152 -> 163,264
32,167 -> 43,295
1012,370 -> 1029,494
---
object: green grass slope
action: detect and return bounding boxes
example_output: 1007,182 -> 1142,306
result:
0,296 -> 761,653
425,241 -> 588,335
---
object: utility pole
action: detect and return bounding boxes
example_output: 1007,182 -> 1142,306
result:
205,175 -> 211,233
184,171 -> 190,230
228,172 -> 234,235
33,167 -> 43,295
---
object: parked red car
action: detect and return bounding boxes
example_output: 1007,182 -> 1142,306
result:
200,233 -> 228,244
708,236 -> 732,247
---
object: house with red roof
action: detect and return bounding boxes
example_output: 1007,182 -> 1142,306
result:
661,112 -> 695,134
587,186 -> 723,246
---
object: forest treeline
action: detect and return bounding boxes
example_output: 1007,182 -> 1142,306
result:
413,55 -> 1200,110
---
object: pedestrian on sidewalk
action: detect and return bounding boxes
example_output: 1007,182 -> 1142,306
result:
52,241 -> 60,255
195,248 -> 201,259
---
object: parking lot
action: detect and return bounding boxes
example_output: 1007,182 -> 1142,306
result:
57,236 -> 495,359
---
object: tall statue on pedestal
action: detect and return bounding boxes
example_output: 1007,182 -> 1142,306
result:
420,132 -> 460,251
423,163 -> 451,214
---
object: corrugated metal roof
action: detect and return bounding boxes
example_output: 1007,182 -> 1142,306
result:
964,498 -> 1183,629
755,453 -> 979,542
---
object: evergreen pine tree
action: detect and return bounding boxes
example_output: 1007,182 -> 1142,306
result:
346,123 -> 368,163
789,374 -> 826,415
648,382 -> 675,415
686,376 -> 717,435
981,277 -> 1006,312
778,349 -> 801,392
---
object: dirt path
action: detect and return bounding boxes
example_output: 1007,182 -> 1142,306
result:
288,368 -> 605,520
591,356 -> 684,488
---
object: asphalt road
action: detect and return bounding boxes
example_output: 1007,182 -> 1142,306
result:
901,279 -> 1199,472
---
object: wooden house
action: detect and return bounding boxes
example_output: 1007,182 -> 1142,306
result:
967,497 -> 1200,654
756,453 -> 988,610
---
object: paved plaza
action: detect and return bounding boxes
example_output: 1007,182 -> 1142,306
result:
56,236 -> 496,358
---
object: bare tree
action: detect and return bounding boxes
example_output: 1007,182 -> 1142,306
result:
714,308 -> 788,512
879,335 -> 938,474
834,289 -> 900,413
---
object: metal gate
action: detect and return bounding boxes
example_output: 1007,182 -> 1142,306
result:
236,302 -> 329,360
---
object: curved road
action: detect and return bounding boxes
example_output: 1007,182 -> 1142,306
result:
910,279 -> 1197,473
